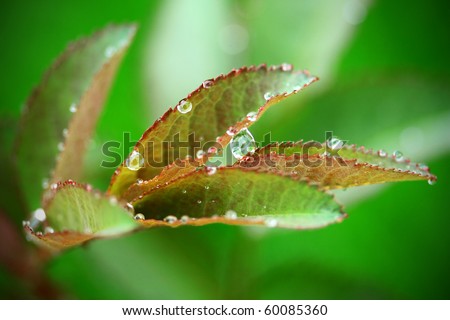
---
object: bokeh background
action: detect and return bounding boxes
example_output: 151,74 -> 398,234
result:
1,0 -> 449,299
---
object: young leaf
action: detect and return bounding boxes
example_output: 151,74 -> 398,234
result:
26,181 -> 137,250
109,65 -> 317,197
14,24 -> 137,211
131,167 -> 346,230
251,141 -> 436,189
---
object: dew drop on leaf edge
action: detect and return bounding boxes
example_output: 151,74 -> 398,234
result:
177,100 -> 192,114
126,150 -> 145,171
134,213 -> 145,221
229,128 -> 256,160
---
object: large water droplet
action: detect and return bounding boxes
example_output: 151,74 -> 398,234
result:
182,189 -> 187,194
177,100 -> 192,114
180,215 -> 190,224
327,137 -> 344,150
428,179 -> 436,186
134,213 -> 145,221
126,150 -> 144,171
225,210 -> 237,219
197,200 -> 202,204
164,215 -> 178,224
393,150 -> 404,162
230,128 -> 256,160
246,111 -> 258,122
33,208 -> 46,222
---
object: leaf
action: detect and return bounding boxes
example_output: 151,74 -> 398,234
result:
109,65 -> 317,197
25,181 -> 137,250
131,167 -> 346,230
248,141 -> 436,189
14,24 -> 137,211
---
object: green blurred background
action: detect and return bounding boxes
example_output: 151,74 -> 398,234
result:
1,0 -> 449,299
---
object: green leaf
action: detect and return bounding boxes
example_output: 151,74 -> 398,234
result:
109,65 -> 317,197
250,141 -> 436,189
26,180 -> 137,250
14,24 -> 137,211
131,167 -> 346,230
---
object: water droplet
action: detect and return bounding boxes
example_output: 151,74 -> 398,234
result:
327,137 -> 344,150
177,100 -> 192,114
265,218 -> 278,227
182,189 -> 187,194
136,179 -> 144,185
230,128 -> 256,160
225,210 -> 237,219
226,127 -> 237,136
109,196 -> 118,205
393,150 -> 404,162
428,179 -> 436,186
205,185 -> 210,190
322,151 -> 331,158
33,208 -> 46,222
35,231 -> 43,237
202,80 -> 214,88
418,163 -> 429,172
281,63 -> 293,71
246,111 -> 258,122
44,226 -> 54,234
42,178 -> 49,189
164,215 -> 178,223
105,46 -> 116,58
378,149 -> 387,157
206,166 -> 217,176
126,150 -> 145,171
57,142 -> 65,152
207,146 -> 218,154
62,128 -> 69,138
134,213 -> 145,221
22,220 -> 30,227
197,200 -> 202,204
125,203 -> 134,213
264,92 -> 274,101
180,215 -> 189,223
196,150 -> 205,159
69,103 -> 77,113
263,205 -> 267,209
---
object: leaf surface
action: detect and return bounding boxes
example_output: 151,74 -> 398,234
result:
109,65 -> 317,197
250,141 -> 436,189
14,24 -> 137,210
26,181 -> 137,250
131,167 -> 346,230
